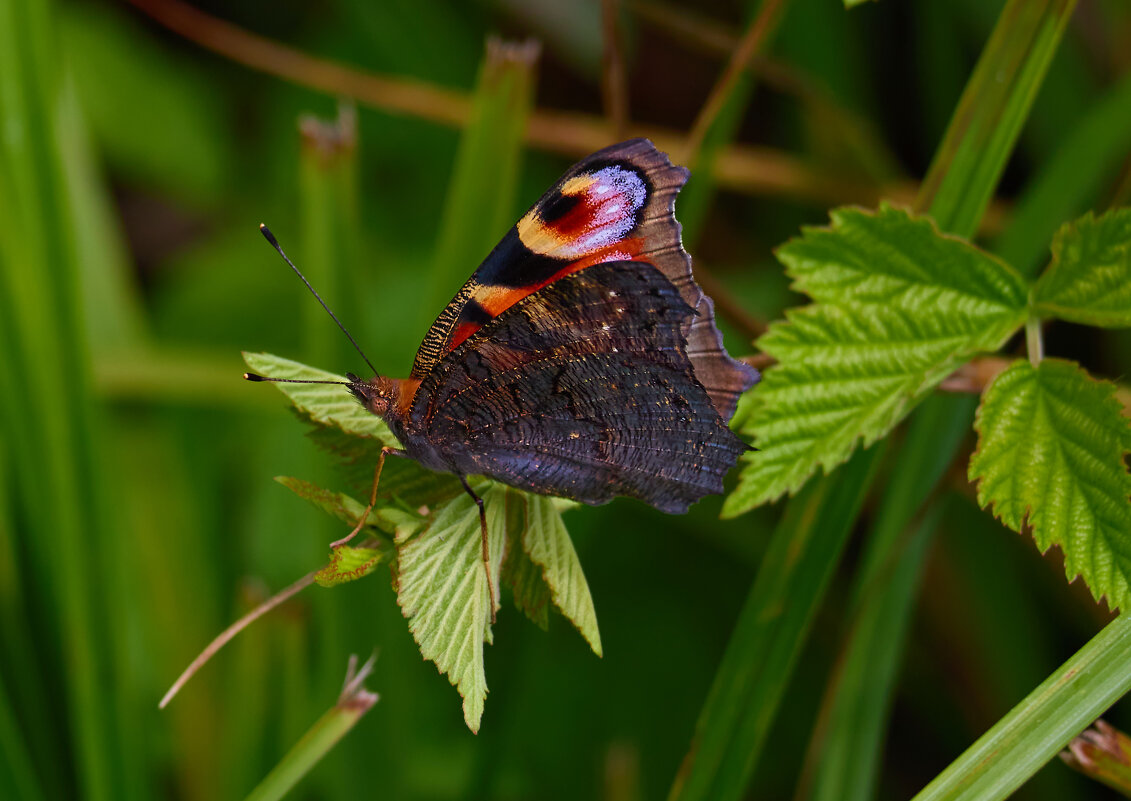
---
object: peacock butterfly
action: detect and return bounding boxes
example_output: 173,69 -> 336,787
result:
247,139 -> 759,604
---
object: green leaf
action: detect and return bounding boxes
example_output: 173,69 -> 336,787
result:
1033,208 -> 1131,328
914,0 -> 1078,238
522,495 -> 602,657
911,614 -> 1131,801
274,476 -> 387,532
501,495 -> 550,630
396,484 -> 507,733
726,205 -> 1029,514
314,547 -> 386,588
969,358 -> 1131,611
242,352 -> 398,446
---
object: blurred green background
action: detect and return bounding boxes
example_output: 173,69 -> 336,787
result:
2,0 -> 1130,799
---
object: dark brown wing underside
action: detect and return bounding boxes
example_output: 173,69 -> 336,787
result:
405,261 -> 749,513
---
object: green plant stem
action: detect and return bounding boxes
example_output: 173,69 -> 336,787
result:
244,655 -> 379,801
1026,316 -> 1044,367
912,615 -> 1131,801
668,444 -> 885,801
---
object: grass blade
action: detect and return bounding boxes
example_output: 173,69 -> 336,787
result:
911,614 -> 1131,801
798,394 -> 975,801
994,71 -> 1131,278
668,443 -> 885,801
424,36 -> 539,324
243,655 -> 379,801
916,0 -> 1078,237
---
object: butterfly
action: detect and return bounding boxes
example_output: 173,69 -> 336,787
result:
248,139 -> 759,604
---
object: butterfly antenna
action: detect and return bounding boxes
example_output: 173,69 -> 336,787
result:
243,373 -> 354,386
259,223 -> 379,376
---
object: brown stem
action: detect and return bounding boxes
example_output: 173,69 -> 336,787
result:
693,261 -> 767,342
682,0 -> 790,165
158,571 -> 316,709
124,0 -> 910,209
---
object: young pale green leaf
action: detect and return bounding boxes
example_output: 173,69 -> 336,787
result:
242,351 -> 398,446
503,534 -> 551,630
969,358 -> 1131,611
396,484 -> 507,733
523,495 -> 602,657
1034,208 -> 1131,328
274,476 -> 386,531
499,491 -> 550,629
314,547 -> 385,588
726,205 -> 1029,515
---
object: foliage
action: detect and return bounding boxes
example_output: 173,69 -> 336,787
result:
6,0 -> 1131,799
725,205 -> 1029,514
970,359 -> 1131,610
245,352 -> 599,732
732,204 -> 1131,614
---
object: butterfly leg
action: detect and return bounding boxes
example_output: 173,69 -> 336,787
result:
459,475 -> 497,624
331,446 -> 402,549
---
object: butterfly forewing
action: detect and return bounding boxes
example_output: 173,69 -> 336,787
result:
405,261 -> 749,513
409,138 -> 757,422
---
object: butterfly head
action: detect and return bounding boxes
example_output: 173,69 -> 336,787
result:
345,372 -> 403,419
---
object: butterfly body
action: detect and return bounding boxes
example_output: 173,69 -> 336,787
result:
346,139 -> 758,513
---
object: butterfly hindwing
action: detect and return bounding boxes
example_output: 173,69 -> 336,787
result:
410,138 -> 758,422
404,261 -> 749,513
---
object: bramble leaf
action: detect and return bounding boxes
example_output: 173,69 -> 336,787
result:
250,352 -> 602,730
396,483 -> 507,733
315,547 -> 385,588
274,476 -> 389,533
523,495 -> 602,657
244,351 -> 463,505
969,358 -> 1131,611
242,351 -> 398,446
1034,208 -> 1131,328
726,205 -> 1029,515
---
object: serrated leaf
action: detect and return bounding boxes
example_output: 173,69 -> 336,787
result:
314,547 -> 385,588
303,421 -> 464,509
275,475 -> 384,530
969,358 -> 1131,611
248,351 -> 463,507
523,495 -> 602,657
1034,208 -> 1131,328
500,491 -> 550,629
778,205 -> 1028,323
726,205 -> 1029,515
274,475 -> 420,542
242,351 -> 398,446
396,484 -> 507,732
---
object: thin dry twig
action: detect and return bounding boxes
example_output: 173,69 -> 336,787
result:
124,0 -> 911,209
693,262 -> 767,342
158,532 -> 382,709
158,570 -> 317,708
681,0 -> 790,165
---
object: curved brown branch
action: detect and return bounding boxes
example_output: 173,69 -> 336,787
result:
124,0 -> 919,209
